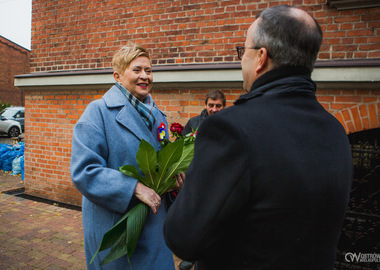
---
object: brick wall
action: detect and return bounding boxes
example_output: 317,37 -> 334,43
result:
0,36 -> 30,106
30,0 -> 380,72
318,89 -> 380,134
23,0 -> 380,205
24,88 -> 103,205
23,87 -> 240,205
24,86 -> 380,206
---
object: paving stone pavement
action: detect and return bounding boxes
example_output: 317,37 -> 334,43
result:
0,171 -> 86,270
0,170 -> 185,269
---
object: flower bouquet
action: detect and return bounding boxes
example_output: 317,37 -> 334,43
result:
90,123 -> 196,266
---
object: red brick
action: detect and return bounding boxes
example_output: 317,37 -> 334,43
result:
362,117 -> 371,130
0,36 -> 30,105
369,51 -> 380,57
359,104 -> 368,117
346,121 -> 355,134
368,103 -> 378,128
317,96 -> 334,102
359,44 -> 380,51
351,107 -> 363,131
335,15 -> 362,23
335,96 -> 362,103
363,97 -> 378,103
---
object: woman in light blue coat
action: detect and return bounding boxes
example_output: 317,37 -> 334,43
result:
70,44 -> 183,269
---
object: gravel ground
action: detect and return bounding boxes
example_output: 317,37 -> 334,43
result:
0,134 -> 24,145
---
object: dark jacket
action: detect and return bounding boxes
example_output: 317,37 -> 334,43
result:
182,109 -> 208,135
164,67 -> 352,270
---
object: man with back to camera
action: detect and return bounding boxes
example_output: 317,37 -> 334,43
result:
182,89 -> 226,136
164,5 -> 352,269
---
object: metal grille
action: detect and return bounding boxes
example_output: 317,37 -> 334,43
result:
335,128 -> 380,270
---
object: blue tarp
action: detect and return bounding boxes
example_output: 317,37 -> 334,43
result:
2,151 -> 19,171
0,142 -> 25,178
0,144 -> 11,170
20,155 -> 24,180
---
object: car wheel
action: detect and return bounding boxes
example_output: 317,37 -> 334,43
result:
8,126 -> 20,138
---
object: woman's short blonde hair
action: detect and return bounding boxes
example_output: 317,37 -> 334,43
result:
112,43 -> 151,74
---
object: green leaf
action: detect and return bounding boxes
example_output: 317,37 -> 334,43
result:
169,143 -> 194,175
119,165 -> 152,187
158,143 -> 194,196
140,176 -> 155,188
158,139 -> 183,169
119,165 -> 144,182
156,177 -> 177,195
136,140 -> 158,185
100,225 -> 129,265
91,203 -> 149,265
126,203 -> 149,255
100,203 -> 149,265
156,139 -> 184,189
90,210 -> 130,265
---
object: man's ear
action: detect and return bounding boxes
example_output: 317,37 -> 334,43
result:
255,48 -> 270,73
113,71 -> 121,82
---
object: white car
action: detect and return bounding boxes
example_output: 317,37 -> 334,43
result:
0,106 -> 25,131
0,119 -> 22,137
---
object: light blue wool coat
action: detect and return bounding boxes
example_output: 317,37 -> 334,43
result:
70,85 -> 174,270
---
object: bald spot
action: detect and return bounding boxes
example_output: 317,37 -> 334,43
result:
289,7 -> 317,29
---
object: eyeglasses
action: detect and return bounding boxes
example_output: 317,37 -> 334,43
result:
236,46 -> 272,60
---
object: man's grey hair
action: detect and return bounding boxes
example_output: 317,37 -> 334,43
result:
252,5 -> 323,71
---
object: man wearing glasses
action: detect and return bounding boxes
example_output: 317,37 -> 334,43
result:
165,5 -> 352,270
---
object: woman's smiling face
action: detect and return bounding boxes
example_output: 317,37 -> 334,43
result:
114,56 -> 153,101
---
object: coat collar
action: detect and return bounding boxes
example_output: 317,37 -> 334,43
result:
102,84 -> 156,145
200,109 -> 208,118
102,85 -> 128,108
235,66 -> 315,105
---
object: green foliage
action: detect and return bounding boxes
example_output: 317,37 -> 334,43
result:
91,138 -> 195,266
90,203 -> 149,265
0,101 -> 11,112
